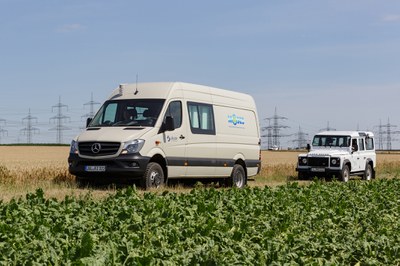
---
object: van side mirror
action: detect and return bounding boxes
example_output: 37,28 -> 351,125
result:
86,117 -> 92,127
306,143 -> 311,152
163,116 -> 175,132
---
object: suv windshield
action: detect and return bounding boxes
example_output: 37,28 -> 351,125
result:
89,99 -> 165,127
312,135 -> 351,147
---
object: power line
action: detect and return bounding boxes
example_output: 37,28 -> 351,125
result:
291,126 -> 309,149
374,118 -> 400,150
82,92 -> 100,119
49,96 -> 71,144
20,109 -> 40,144
0,118 -> 7,144
320,121 -> 336,132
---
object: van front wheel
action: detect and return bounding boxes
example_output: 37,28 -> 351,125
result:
228,164 -> 247,188
142,162 -> 164,190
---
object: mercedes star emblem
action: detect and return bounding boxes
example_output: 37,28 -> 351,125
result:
91,143 -> 102,154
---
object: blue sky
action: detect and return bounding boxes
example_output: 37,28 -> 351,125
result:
0,1 -> 399,148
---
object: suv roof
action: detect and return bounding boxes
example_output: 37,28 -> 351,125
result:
317,131 -> 374,138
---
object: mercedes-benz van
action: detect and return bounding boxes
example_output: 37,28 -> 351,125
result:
68,82 -> 261,189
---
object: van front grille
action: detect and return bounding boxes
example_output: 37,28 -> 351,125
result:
78,142 -> 121,156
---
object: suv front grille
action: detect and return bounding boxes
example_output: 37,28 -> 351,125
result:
308,157 -> 329,167
78,142 -> 121,156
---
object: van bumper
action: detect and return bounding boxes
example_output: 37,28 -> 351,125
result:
68,153 -> 151,179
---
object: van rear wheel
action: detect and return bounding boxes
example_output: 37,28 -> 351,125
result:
142,162 -> 164,190
228,164 -> 246,188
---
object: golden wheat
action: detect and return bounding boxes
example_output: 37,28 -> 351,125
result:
0,147 -> 399,201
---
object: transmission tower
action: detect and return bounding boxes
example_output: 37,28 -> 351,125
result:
291,126 -> 309,149
20,109 -> 40,144
374,118 -> 400,150
0,118 -> 7,144
262,107 -> 289,149
82,92 -> 100,119
261,119 -> 273,149
49,96 -> 71,144
383,118 -> 399,150
320,121 -> 336,132
374,119 -> 384,150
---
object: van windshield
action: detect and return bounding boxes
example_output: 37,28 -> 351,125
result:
312,135 -> 351,148
89,99 -> 165,127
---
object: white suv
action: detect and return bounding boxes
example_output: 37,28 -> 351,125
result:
296,131 -> 376,182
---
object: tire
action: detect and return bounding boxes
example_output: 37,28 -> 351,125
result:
228,164 -> 247,188
340,165 -> 350,182
298,172 -> 309,180
363,164 -> 373,181
142,162 -> 165,190
75,176 -> 90,188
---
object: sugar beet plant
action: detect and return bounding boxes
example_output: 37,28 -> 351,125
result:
1,179 -> 400,265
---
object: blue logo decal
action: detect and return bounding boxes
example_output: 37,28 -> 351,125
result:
228,114 -> 245,126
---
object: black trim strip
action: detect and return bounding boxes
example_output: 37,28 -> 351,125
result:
167,157 -> 261,168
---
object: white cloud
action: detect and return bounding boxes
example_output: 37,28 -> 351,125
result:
382,14 -> 400,22
57,23 -> 85,33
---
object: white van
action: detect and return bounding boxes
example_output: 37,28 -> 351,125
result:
68,82 -> 261,189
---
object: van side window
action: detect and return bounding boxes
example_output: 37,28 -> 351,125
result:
187,102 -> 215,135
366,138 -> 374,150
164,101 -> 182,129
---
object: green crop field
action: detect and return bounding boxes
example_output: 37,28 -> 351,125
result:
1,180 -> 400,264
1,147 -> 400,264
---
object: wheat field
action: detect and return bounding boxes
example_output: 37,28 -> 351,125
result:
0,146 -> 399,201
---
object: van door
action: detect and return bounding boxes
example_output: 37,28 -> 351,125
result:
185,101 -> 217,177
160,100 -> 187,177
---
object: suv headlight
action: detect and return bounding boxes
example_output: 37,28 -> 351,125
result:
70,140 -> 79,154
121,139 -> 145,154
330,157 -> 340,167
299,157 -> 308,166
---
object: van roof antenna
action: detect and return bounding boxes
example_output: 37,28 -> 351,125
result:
134,74 -> 139,95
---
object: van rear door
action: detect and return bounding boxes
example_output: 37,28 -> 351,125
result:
185,101 -> 217,177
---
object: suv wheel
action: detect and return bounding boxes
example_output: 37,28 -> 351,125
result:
363,164 -> 373,181
298,172 -> 309,180
340,165 -> 350,182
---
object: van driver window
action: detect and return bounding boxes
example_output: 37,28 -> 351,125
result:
164,101 -> 182,129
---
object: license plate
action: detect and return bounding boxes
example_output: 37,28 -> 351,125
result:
311,168 -> 325,172
84,165 -> 106,172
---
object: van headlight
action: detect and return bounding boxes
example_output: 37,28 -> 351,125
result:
121,139 -> 145,154
70,140 -> 79,154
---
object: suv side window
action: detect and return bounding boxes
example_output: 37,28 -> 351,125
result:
351,139 -> 358,151
366,138 -> 374,150
187,102 -> 215,135
359,138 -> 365,151
163,101 -> 182,129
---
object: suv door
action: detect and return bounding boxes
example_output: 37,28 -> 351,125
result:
358,138 -> 368,172
350,138 -> 361,172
